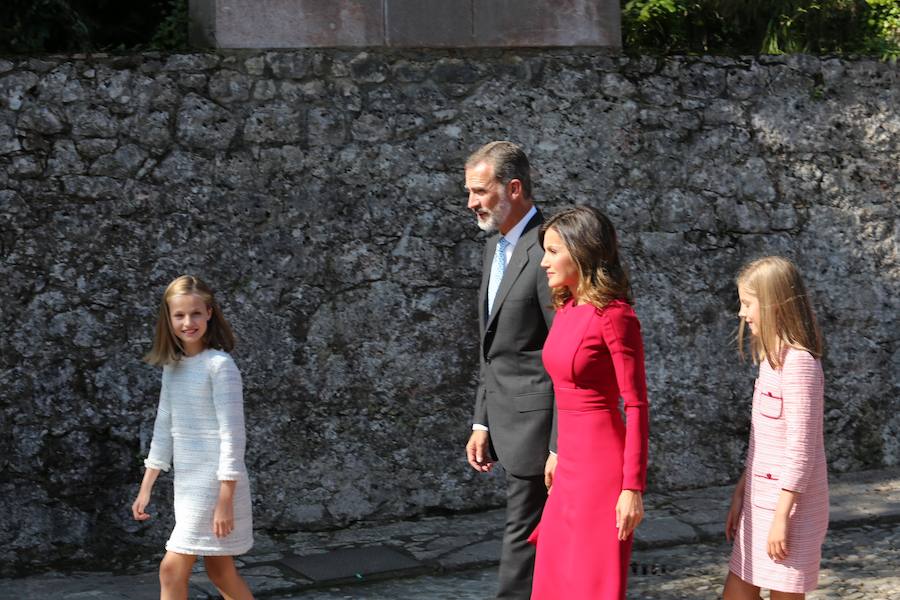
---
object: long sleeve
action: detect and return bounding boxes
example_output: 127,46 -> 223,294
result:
210,356 -> 246,481
779,349 -> 824,493
599,304 -> 649,492
145,372 -> 173,472
473,363 -> 489,428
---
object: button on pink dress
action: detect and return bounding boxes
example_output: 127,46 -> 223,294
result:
730,347 -> 829,593
529,300 -> 649,600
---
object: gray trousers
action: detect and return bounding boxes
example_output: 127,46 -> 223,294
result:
496,473 -> 547,599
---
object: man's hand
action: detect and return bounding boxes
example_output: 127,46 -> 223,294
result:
466,430 -> 494,472
544,453 -> 558,493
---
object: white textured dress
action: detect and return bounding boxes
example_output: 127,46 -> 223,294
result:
144,349 -> 253,556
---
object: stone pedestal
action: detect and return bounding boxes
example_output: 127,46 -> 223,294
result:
189,0 -> 621,48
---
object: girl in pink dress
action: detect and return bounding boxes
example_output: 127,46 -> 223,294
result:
725,256 -> 829,600
529,206 -> 649,600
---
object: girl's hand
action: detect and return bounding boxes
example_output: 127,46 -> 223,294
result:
725,489 -> 744,542
132,491 -> 152,521
767,515 -> 790,561
214,480 -> 237,538
615,489 -> 644,541
213,496 -> 235,538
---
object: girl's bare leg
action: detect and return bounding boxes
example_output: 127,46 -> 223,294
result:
159,551 -> 196,600
724,571 -> 763,600
204,555 -> 254,600
770,591 -> 805,600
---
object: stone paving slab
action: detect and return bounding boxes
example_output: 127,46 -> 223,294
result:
278,547 -> 425,583
1,468 -> 897,598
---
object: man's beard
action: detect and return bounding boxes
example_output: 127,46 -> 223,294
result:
476,191 -> 512,232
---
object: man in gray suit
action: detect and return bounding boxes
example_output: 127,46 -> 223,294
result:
464,141 -> 557,599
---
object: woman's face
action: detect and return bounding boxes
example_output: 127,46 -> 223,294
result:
168,293 -> 211,355
541,227 -> 580,296
738,285 -> 760,336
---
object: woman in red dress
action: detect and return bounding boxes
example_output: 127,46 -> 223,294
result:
529,206 -> 649,600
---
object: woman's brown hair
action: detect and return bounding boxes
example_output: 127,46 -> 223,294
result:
736,256 -> 823,370
144,275 -> 235,366
539,206 -> 633,310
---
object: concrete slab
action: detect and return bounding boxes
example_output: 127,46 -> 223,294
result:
201,0 -> 386,49
386,0 -> 475,47
278,545 -> 425,582
190,0 -> 622,48
634,515 -> 699,548
436,538 -> 503,570
473,0 -> 621,47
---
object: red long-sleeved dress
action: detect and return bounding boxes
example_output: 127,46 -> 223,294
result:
529,299 -> 649,600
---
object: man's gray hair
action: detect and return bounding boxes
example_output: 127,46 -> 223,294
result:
466,141 -> 533,199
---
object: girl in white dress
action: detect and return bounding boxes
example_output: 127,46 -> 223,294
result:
132,275 -> 254,600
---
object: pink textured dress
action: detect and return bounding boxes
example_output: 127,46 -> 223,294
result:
529,299 -> 649,600
730,347 -> 829,593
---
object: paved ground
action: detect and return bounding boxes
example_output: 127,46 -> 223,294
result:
2,468 -> 898,599
280,522 -> 900,599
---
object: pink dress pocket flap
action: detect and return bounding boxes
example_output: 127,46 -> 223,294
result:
751,473 -> 781,510
759,392 -> 783,418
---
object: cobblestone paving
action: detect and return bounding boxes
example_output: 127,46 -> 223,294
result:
284,522 -> 900,599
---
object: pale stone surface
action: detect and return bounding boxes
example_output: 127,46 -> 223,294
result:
195,0 -> 385,48
189,0 -> 622,48
385,0 -> 475,48
473,0 -> 621,47
0,50 -> 897,575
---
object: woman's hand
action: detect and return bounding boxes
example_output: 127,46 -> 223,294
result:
615,489 -> 644,541
131,490 -> 152,521
544,453 -> 558,494
767,515 -> 790,561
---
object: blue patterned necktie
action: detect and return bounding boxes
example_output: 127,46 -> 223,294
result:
488,236 -> 510,315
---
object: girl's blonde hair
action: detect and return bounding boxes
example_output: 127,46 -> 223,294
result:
144,275 -> 235,366
736,256 -> 823,369
539,206 -> 633,310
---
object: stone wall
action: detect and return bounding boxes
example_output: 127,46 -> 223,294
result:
0,49 -> 897,574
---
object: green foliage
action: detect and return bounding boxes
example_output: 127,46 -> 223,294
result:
0,0 -> 92,54
0,0 -> 189,55
149,0 -> 190,51
864,0 -> 900,59
622,0 -> 900,59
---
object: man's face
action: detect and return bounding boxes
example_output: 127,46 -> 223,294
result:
465,161 -> 511,232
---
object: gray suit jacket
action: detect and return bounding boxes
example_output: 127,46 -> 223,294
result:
474,210 -> 558,477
